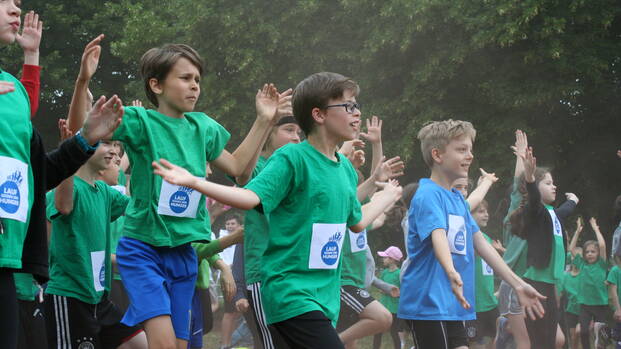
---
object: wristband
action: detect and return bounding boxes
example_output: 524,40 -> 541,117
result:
75,130 -> 100,152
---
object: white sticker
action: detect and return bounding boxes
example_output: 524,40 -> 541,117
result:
348,229 -> 367,253
309,223 -> 346,269
0,156 -> 29,223
157,179 -> 203,218
547,209 -> 563,237
219,229 -> 237,266
111,185 -> 126,195
447,215 -> 467,255
481,259 -> 494,276
90,251 -> 106,292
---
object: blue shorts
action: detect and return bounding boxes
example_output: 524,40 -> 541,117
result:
116,237 -> 198,340
188,288 -> 204,349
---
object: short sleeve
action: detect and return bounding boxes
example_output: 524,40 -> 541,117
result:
106,184 -> 130,221
245,151 -> 294,214
112,107 -> 145,148
347,196 -> 362,228
45,190 -> 59,220
465,209 -> 480,235
607,267 -> 619,285
204,117 -> 231,162
410,189 -> 447,241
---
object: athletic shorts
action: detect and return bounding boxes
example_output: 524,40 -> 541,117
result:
17,299 -> 47,349
498,280 -> 522,316
45,294 -> 142,349
466,307 -> 499,342
566,312 -> 579,329
272,310 -> 344,349
246,282 -> 290,349
406,320 -> 468,349
116,237 -> 198,340
336,285 -> 376,332
188,287 -> 204,349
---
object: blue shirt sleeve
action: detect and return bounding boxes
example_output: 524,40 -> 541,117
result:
410,187 -> 447,241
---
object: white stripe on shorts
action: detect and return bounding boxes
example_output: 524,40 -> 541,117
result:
340,287 -> 364,313
250,282 -> 276,349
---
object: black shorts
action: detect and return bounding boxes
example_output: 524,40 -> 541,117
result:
17,299 -> 48,349
565,312 -> 579,329
45,294 -> 143,349
406,319 -> 468,349
272,310 -> 344,349
336,285 -> 375,332
465,307 -> 499,342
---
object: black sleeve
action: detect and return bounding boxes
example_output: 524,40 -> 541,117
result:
231,243 -> 246,303
523,181 -> 545,238
43,133 -> 95,190
555,200 -> 577,220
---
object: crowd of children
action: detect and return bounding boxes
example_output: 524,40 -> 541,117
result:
2,2 -> 621,349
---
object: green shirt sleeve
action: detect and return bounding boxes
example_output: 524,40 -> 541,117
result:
203,115 -> 231,162
113,107 -> 145,148
607,266 -> 619,285
245,152 -> 294,214
105,183 -> 130,221
193,240 -> 223,260
46,190 -> 59,220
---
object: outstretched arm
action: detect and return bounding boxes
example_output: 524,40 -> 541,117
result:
359,115 -> 383,174
466,168 -> 498,211
590,217 -> 607,261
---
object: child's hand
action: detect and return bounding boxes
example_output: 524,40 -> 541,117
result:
390,286 -> 400,298
575,217 -> 583,234
565,193 -> 579,204
152,159 -> 198,188
372,156 -> 405,183
339,139 -> 365,157
81,95 -> 124,143
520,146 -> 536,183
78,35 -> 104,82
359,115 -> 382,144
477,168 -> 498,186
589,217 -> 600,233
276,88 -> 293,119
492,239 -> 505,254
0,81 -> 15,95
255,83 -> 279,124
617,150 -> 621,159
511,129 -> 528,158
16,11 -> 42,56
57,119 -> 74,141
350,149 -> 365,169
375,179 -> 403,203
447,270 -> 470,309
235,298 -> 249,313
131,100 -> 143,107
515,282 -> 546,320
614,309 -> 621,322
220,270 -> 237,302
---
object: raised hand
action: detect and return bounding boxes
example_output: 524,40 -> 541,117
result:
511,129 -> 528,158
57,119 -> 74,141
589,217 -> 601,233
516,282 -> 546,320
477,168 -> 499,186
152,159 -> 197,187
359,115 -> 382,144
575,217 -> 583,234
276,88 -> 293,119
78,35 -> 104,82
520,146 -> 536,183
0,81 -> 15,95
565,193 -> 579,204
81,95 -> 123,143
338,139 -> 365,157
492,240 -> 505,254
373,156 -> 405,182
131,100 -> 143,107
255,83 -> 279,124
350,148 -> 365,169
389,286 -> 400,298
375,179 -> 403,203
16,11 -> 42,56
617,150 -> 621,159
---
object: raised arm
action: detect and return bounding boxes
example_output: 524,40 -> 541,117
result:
590,217 -> 607,261
569,217 -> 583,257
466,168 -> 498,211
359,115 -> 383,174
431,228 -> 470,309
54,119 -> 77,215
512,130 -> 528,178
351,180 -> 402,232
357,156 -> 404,202
16,11 -> 42,117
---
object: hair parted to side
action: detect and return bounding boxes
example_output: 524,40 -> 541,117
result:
140,44 -> 204,107
417,119 -> 477,168
292,72 -> 360,135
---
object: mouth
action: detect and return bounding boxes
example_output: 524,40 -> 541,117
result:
349,120 -> 360,132
10,22 -> 20,32
186,96 -> 197,102
461,163 -> 471,172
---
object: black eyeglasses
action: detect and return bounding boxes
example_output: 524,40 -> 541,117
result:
325,102 -> 361,114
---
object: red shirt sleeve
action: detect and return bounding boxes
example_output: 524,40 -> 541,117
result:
20,64 -> 41,118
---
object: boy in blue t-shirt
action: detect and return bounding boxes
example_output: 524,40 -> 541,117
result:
398,120 -> 545,349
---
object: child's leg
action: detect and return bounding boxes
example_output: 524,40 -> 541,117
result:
555,324 -> 565,349
96,297 -> 145,349
498,280 -> 530,349
246,282 -> 288,349
338,286 -> 392,346
44,294 -> 102,349
272,310 -> 345,349
389,314 -> 401,349
0,270 -> 18,349
579,305 -> 592,349
407,320 -> 469,349
143,315 -> 180,349
221,310 -> 241,347
523,279 -> 557,349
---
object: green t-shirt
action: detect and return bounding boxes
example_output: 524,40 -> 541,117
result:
502,177 -> 528,277
340,229 -> 368,288
378,268 -> 400,313
0,69 -> 34,269
243,156 -> 269,285
110,169 -> 128,280
14,273 -> 39,301
46,177 -> 129,304
245,141 -> 362,324
112,107 -> 230,247
560,271 -> 580,315
606,266 -> 621,309
523,206 -> 565,284
575,254 -> 608,306
475,232 -> 498,312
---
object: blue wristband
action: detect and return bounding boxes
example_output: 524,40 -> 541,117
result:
75,130 -> 100,152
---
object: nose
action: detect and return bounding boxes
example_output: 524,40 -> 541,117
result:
9,1 -> 21,16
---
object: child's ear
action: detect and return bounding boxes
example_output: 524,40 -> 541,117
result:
431,147 -> 443,164
311,107 -> 326,126
149,78 -> 163,95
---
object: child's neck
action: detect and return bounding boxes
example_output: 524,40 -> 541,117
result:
76,164 -> 101,186
157,103 -> 186,119
307,131 -> 341,161
430,168 -> 457,191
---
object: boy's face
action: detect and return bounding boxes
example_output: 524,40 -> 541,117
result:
152,57 -> 201,114
434,135 -> 473,181
452,178 -> 469,197
0,0 -> 21,45
472,205 -> 489,228
321,90 -> 361,142
99,154 -> 121,186
88,141 -> 117,172
382,256 -> 394,267
225,218 -> 240,232
537,172 -> 556,205
271,123 -> 302,150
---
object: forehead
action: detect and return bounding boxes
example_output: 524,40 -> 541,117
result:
170,57 -> 200,75
585,244 -> 597,251
447,134 -> 472,148
541,173 -> 553,182
330,89 -> 357,103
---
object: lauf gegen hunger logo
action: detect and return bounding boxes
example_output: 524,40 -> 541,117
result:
454,228 -> 466,252
0,171 -> 23,214
356,231 -> 366,249
169,186 -> 194,213
321,231 -> 343,265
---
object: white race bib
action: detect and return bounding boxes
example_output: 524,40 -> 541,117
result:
481,259 -> 494,276
157,179 -> 202,218
0,156 -> 29,223
348,229 -> 367,253
90,251 -> 105,292
447,215 -> 467,255
309,223 -> 346,269
547,209 -> 563,237
111,185 -> 126,195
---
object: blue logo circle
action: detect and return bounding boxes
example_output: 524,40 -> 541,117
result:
169,191 -> 189,213
321,241 -> 340,265
454,230 -> 466,251
0,180 -> 20,214
356,233 -> 366,249
99,264 -> 105,284
485,264 -> 492,274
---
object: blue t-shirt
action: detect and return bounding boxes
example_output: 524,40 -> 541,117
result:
398,178 -> 479,321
